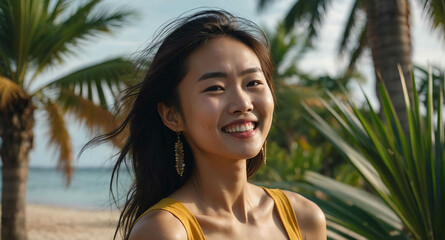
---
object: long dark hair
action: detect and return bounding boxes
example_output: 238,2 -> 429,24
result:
83,9 -> 275,240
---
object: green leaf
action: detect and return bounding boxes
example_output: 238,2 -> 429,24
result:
302,103 -> 389,195
304,67 -> 445,239
338,0 -> 363,56
283,0 -> 332,43
37,57 -> 135,107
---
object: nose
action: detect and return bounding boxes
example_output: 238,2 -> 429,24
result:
228,88 -> 253,114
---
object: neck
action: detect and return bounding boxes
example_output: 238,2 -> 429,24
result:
185,153 -> 257,220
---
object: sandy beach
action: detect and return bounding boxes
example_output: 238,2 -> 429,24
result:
19,204 -> 120,240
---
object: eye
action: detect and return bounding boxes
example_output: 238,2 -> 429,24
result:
247,80 -> 263,87
204,85 -> 225,92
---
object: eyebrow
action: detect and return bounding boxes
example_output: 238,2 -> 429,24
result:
197,67 -> 263,82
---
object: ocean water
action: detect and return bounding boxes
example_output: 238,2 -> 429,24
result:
0,167 -> 132,210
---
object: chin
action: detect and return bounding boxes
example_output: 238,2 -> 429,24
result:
231,149 -> 261,160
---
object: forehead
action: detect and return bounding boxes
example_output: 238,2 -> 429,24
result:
185,37 -> 262,74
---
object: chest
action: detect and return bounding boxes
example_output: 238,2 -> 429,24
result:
195,208 -> 289,240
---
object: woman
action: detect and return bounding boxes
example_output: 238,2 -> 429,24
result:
94,10 -> 326,240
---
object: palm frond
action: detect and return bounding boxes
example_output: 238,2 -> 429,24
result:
0,0 -> 12,78
0,0 -> 48,85
46,0 -> 69,22
0,76 -> 26,110
37,57 -> 135,108
418,0 -> 445,39
0,0 -> 134,89
302,102 -> 390,197
303,172 -> 403,229
338,0 -> 364,56
28,1 -> 135,87
283,0 -> 332,43
44,99 -> 73,185
414,65 -> 445,110
57,90 -> 126,149
256,0 -> 277,12
346,25 -> 367,72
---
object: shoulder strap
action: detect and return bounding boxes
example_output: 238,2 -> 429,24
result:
262,187 -> 302,240
135,198 -> 205,240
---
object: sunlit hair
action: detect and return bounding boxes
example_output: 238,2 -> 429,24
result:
83,9 -> 275,240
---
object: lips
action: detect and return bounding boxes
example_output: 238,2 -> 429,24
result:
221,119 -> 258,133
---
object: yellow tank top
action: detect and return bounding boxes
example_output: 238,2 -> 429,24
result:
134,187 -> 302,239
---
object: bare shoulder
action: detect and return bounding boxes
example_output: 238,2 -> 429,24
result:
129,209 -> 187,240
282,190 -> 327,239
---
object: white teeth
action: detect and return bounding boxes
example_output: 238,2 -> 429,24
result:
223,122 -> 255,133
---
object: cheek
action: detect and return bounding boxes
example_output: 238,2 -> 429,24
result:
183,97 -> 221,132
181,98 -> 223,150
258,90 -> 274,120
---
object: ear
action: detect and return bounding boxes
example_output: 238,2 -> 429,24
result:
157,102 -> 184,132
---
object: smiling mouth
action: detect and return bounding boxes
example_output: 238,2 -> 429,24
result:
221,122 -> 258,133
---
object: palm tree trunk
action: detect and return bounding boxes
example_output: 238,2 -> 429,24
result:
0,97 -> 34,240
366,0 -> 413,133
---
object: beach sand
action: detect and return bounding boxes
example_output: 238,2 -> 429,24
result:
24,204 -> 120,240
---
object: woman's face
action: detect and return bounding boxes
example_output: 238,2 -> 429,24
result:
177,36 -> 274,161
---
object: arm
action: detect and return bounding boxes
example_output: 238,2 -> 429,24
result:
129,210 -> 187,240
283,190 -> 327,240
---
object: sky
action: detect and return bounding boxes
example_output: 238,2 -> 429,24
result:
28,0 -> 445,167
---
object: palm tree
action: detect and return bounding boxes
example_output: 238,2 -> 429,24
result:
0,0 -> 135,239
257,0 -> 445,132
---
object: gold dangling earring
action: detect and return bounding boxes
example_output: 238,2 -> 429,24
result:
262,142 -> 267,164
175,131 -> 185,176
